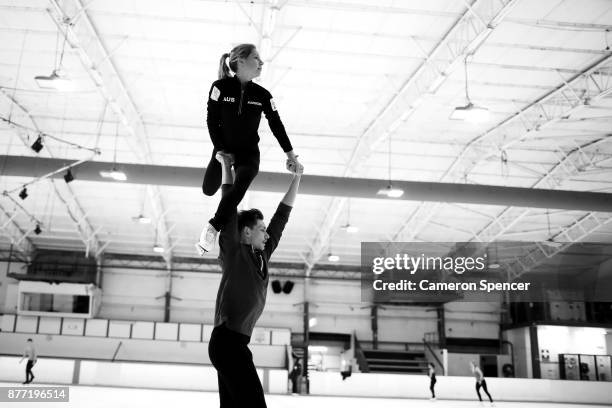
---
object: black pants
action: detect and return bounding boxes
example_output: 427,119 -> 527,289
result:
202,148 -> 260,232
208,324 -> 266,408
430,377 -> 436,398
25,360 -> 34,383
476,379 -> 493,402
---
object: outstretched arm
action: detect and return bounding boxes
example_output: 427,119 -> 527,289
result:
263,164 -> 304,260
281,166 -> 303,207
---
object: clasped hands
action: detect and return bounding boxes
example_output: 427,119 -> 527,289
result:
215,151 -> 303,175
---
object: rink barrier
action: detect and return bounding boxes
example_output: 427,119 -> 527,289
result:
308,371 -> 612,404
1,354 -> 610,404
0,332 -> 287,368
0,355 -> 288,394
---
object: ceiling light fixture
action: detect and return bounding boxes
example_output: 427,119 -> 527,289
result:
450,54 -> 490,123
450,102 -> 490,123
341,199 -> 359,233
34,224 -> 42,235
19,187 -> 28,200
153,244 -> 165,253
99,168 -> 127,181
488,241 -> 501,270
34,70 -> 75,92
377,184 -> 404,198
34,32 -> 73,92
100,122 -> 127,181
341,224 -> 359,233
327,253 -> 340,262
134,215 -> 151,224
378,126 -> 404,199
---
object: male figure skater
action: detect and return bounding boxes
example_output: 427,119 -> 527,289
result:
208,151 -> 303,407
19,338 -> 37,384
471,361 -> 494,405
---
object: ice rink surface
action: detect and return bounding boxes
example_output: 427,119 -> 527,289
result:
0,382 -> 608,408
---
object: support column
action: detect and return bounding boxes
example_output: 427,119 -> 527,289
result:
529,325 -> 541,379
302,301 -> 310,393
371,305 -> 378,350
437,305 -> 446,349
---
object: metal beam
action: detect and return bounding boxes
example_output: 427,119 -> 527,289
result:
456,55 -> 612,178
0,89 -> 104,259
474,138 -> 612,243
6,251 -> 363,281
4,155 -> 612,212
503,213 -> 612,281
0,202 -> 34,259
393,52 -> 612,242
47,0 -> 173,266
302,0 -> 521,271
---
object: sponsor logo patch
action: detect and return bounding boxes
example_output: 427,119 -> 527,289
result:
210,86 -> 220,101
270,98 -> 277,111
247,101 -> 262,106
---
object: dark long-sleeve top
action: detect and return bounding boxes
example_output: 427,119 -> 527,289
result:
206,76 -> 293,153
213,185 -> 292,337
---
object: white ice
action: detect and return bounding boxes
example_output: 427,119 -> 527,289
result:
0,382 -> 606,408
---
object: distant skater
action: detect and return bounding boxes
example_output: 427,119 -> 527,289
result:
471,361 -> 494,405
428,362 -> 437,400
19,338 -> 37,384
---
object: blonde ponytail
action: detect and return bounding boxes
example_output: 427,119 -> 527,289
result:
218,52 -> 232,79
217,44 -> 256,79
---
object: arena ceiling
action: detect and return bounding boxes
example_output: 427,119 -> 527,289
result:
1,0 -> 612,276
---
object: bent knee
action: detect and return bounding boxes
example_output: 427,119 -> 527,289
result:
202,182 -> 220,196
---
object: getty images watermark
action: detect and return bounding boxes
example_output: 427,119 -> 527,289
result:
370,252 -> 532,293
360,242 -> 612,303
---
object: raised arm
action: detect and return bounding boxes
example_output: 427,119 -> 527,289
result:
263,164 -> 303,260
281,167 -> 302,207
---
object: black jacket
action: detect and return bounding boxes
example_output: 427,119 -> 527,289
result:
206,76 -> 293,153
214,185 -> 292,336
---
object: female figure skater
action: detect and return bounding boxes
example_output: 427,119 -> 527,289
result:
471,361 -> 494,405
197,43 -> 300,254
428,362 -> 437,400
